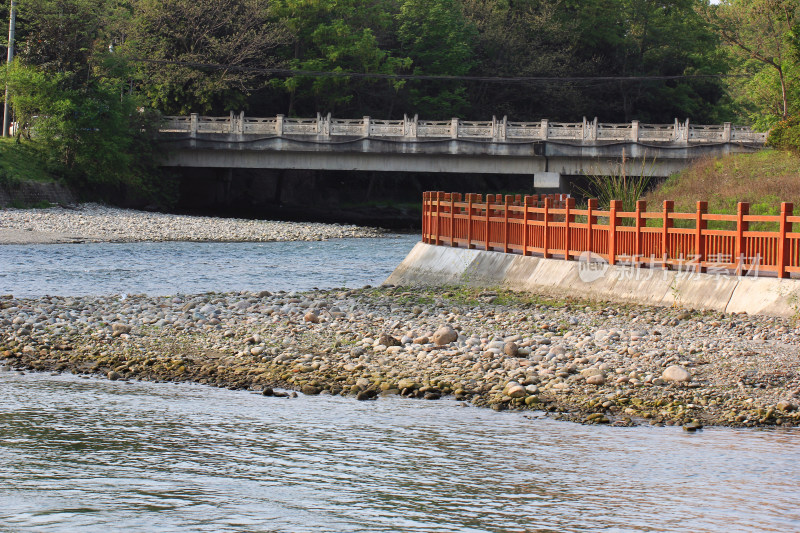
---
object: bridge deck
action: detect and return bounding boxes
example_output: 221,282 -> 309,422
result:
158,113 -> 767,181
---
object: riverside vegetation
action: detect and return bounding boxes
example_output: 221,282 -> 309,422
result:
2,285 -> 798,429
646,150 -> 800,216
2,0 -> 800,208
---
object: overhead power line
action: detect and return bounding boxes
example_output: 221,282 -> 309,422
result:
130,58 -> 746,84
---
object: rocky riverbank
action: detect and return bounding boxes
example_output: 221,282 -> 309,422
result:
2,286 -> 799,428
0,204 -> 383,244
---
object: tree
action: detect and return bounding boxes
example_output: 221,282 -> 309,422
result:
396,0 -> 476,117
5,0 -> 162,193
4,59 -> 154,190
459,0 -> 584,120
125,0 -> 290,114
566,0 -> 729,123
270,0 -> 410,117
701,0 -> 800,124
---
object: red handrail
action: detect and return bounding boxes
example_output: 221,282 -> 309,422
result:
421,191 -> 797,278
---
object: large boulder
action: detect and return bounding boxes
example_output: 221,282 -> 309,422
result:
506,384 -> 527,398
377,334 -> 402,347
662,365 -> 691,382
586,374 -> 605,386
301,384 -> 321,395
111,323 -> 131,337
433,325 -> 458,345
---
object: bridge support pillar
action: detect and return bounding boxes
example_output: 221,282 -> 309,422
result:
534,172 -> 566,193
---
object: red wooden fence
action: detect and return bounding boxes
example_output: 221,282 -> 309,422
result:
422,191 -> 800,278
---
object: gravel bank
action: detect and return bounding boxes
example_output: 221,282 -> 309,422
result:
0,204 -> 383,244
2,286 -> 799,428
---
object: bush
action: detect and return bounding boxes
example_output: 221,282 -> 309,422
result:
3,61 -> 167,203
768,115 -> 800,152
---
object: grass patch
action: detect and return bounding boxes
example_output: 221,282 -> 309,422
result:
370,285 -> 591,312
646,150 -> 800,216
0,138 -> 58,185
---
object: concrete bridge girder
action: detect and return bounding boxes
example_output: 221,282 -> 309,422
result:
159,134 -> 760,184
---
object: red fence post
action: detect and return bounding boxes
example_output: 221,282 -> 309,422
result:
635,200 -> 645,266
735,202 -> 749,272
485,194 -> 492,250
695,201 -> 707,272
426,191 -> 433,244
464,192 -> 472,250
564,197 -> 574,259
522,195 -> 531,256
543,197 -> 551,258
434,191 -> 442,245
421,192 -> 428,243
608,200 -> 620,265
503,195 -> 511,253
778,202 -> 793,278
445,192 -> 452,246
440,191 -> 447,242
450,193 -> 458,247
662,200 -> 674,266
587,198 -> 597,252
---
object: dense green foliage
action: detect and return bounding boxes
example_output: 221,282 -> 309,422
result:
0,0 -> 166,200
1,0 -> 799,195
768,114 -> 800,151
6,0 -> 789,123
701,0 -> 800,128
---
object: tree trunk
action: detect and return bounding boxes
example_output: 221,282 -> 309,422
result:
779,66 -> 788,120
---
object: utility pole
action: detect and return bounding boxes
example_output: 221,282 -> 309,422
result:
2,0 -> 16,138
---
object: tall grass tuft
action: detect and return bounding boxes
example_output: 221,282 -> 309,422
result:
577,150 -> 654,212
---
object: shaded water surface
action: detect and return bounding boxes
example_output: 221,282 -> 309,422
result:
1,372 -> 798,532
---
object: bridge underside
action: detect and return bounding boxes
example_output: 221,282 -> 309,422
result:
159,135 -> 761,181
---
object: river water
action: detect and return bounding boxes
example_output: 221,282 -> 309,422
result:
1,371 -> 799,532
1,236 -> 800,532
0,235 -> 420,297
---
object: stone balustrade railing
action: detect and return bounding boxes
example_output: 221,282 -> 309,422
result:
160,112 -> 768,144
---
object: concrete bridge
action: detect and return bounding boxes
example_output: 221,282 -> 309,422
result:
158,113 -> 767,190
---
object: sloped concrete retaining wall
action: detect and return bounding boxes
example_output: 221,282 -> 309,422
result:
0,181 -> 76,207
386,242 -> 800,318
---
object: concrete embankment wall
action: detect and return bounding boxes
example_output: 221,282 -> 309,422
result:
0,181 -> 76,207
386,242 -> 800,318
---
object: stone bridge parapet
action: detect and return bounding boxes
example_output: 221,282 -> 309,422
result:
160,112 -> 767,145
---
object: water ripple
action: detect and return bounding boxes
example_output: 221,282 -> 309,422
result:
0,236 -> 419,297
1,372 -> 799,532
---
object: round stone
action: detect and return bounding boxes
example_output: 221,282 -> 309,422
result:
662,365 -> 691,382
586,374 -> 605,385
433,326 -> 458,345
